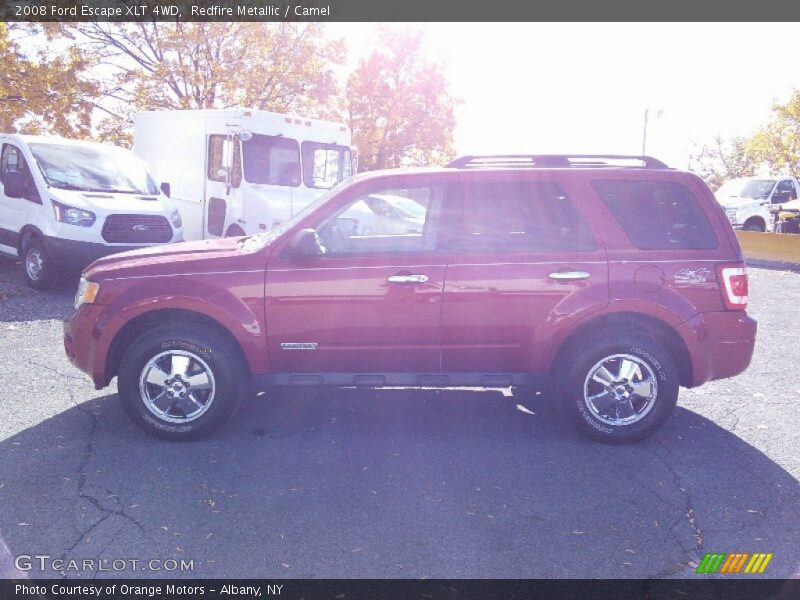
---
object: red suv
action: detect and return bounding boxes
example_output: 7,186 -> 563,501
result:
64,155 -> 756,443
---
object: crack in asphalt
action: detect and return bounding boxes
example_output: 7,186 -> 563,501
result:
646,442 -> 704,562
57,388 -> 147,565
28,359 -> 88,383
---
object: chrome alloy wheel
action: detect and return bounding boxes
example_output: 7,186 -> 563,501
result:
582,353 -> 658,426
25,248 -> 44,281
138,350 -> 216,424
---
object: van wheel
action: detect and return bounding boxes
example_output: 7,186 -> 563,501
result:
118,324 -> 247,440
559,334 -> 679,443
225,225 -> 245,237
743,220 -> 764,232
22,237 -> 57,290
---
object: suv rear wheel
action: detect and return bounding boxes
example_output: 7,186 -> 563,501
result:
118,324 -> 246,440
559,333 -> 679,443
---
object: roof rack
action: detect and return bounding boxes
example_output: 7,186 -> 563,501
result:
446,154 -> 669,169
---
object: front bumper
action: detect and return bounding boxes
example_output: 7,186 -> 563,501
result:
677,311 -> 757,387
63,303 -> 109,388
43,236 -> 180,271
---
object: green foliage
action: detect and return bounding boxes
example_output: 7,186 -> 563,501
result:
0,24 -> 97,138
747,89 -> 800,175
346,27 -> 458,171
690,136 -> 756,190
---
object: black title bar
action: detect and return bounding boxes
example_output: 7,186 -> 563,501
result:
3,0 -> 800,22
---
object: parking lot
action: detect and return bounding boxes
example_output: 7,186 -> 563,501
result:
0,255 -> 798,579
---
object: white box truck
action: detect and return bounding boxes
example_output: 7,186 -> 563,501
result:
134,109 -> 353,240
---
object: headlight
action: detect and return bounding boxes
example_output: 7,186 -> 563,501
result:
52,200 -> 96,227
725,209 -> 738,223
170,208 -> 182,229
74,277 -> 100,310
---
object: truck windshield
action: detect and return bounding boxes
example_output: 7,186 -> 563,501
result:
242,134 -> 301,187
29,142 -> 159,194
301,142 -> 353,189
716,178 -> 776,200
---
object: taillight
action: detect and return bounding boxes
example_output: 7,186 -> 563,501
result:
716,264 -> 748,310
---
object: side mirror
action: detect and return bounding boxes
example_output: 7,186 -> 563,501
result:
3,170 -> 28,199
287,228 -> 325,257
160,182 -> 171,198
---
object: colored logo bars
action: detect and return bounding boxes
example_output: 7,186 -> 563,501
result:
696,552 -> 773,574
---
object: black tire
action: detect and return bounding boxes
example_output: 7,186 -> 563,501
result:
225,225 -> 246,237
743,221 -> 764,232
558,333 -> 679,443
21,236 -> 57,290
118,324 -> 247,440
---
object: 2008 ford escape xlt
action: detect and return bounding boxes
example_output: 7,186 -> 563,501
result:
63,155 -> 757,443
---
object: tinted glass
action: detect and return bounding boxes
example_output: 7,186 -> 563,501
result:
242,135 -> 300,186
455,180 -> 595,253
593,180 -> 718,250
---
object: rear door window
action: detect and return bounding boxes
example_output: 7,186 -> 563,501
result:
453,180 -> 596,254
592,180 -> 718,250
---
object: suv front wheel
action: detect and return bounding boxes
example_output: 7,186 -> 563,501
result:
559,334 -> 679,443
118,324 -> 246,440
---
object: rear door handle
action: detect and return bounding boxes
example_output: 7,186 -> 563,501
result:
387,274 -> 429,284
548,270 -> 590,281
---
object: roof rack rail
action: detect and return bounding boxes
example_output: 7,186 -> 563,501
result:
446,154 -> 669,169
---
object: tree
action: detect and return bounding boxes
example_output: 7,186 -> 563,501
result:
690,136 -> 756,190
0,24 -> 96,137
53,22 -> 345,141
347,28 -> 457,171
747,89 -> 800,174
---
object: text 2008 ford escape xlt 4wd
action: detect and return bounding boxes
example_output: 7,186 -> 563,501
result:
63,155 -> 757,443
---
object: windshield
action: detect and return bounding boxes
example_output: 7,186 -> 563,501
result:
716,178 -> 776,200
29,142 -> 159,194
239,182 -> 346,252
242,134 -> 301,186
301,142 -> 352,189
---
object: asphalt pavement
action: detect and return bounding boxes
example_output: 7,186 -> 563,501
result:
0,256 -> 798,579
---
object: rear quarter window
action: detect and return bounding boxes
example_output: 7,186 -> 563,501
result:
592,180 -> 718,250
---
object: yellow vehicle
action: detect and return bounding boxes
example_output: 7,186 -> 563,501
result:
770,202 -> 800,233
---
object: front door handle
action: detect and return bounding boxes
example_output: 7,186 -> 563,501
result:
548,270 -> 591,281
387,274 -> 429,284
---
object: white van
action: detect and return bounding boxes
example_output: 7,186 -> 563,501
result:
0,135 -> 183,289
134,109 -> 353,240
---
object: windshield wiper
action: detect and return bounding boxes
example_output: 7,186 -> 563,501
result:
85,188 -> 143,194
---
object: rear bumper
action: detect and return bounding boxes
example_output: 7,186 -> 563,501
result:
678,311 -> 757,387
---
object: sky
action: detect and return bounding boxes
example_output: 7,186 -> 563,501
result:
328,23 -> 799,170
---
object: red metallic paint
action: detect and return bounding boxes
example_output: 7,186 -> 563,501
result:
64,166 -> 757,392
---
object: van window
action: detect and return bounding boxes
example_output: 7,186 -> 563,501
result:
454,180 -> 596,254
207,135 -> 241,187
242,134 -> 300,187
1,144 -> 40,203
301,142 -> 352,189
593,180 -> 718,250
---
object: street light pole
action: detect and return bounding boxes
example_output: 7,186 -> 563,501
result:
642,108 -> 664,156
642,108 -> 649,156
